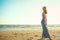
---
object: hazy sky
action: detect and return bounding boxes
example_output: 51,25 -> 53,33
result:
0,0 -> 60,25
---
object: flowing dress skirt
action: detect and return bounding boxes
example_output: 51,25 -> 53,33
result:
41,19 -> 50,38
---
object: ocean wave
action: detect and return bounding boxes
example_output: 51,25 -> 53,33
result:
0,25 -> 60,31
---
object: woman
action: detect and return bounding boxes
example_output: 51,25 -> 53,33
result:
41,6 -> 52,40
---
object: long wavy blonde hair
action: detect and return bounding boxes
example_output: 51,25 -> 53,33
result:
42,6 -> 47,14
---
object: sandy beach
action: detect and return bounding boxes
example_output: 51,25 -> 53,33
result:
0,30 -> 60,40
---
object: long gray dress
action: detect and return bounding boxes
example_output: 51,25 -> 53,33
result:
41,13 -> 50,38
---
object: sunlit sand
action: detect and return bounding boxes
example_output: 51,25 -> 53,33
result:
0,29 -> 60,40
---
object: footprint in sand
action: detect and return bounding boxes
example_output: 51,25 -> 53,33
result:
37,39 -> 42,40
4,36 -> 8,38
14,33 -> 18,35
35,35 -> 39,37
13,33 -> 18,37
29,37 -> 33,39
27,38 -> 32,40
0,35 -> 2,37
52,35 -> 56,38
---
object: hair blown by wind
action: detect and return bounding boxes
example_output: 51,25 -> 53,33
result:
43,6 -> 47,14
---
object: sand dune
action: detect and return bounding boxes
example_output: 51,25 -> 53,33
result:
0,30 -> 60,40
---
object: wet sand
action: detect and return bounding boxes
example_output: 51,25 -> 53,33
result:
0,30 -> 60,40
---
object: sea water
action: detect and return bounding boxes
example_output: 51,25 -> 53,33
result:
0,25 -> 60,31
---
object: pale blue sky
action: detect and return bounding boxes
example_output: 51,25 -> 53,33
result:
0,0 -> 60,25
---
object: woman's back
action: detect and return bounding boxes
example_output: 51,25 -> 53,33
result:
42,12 -> 47,26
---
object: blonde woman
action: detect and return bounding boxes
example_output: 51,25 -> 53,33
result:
41,6 -> 52,40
